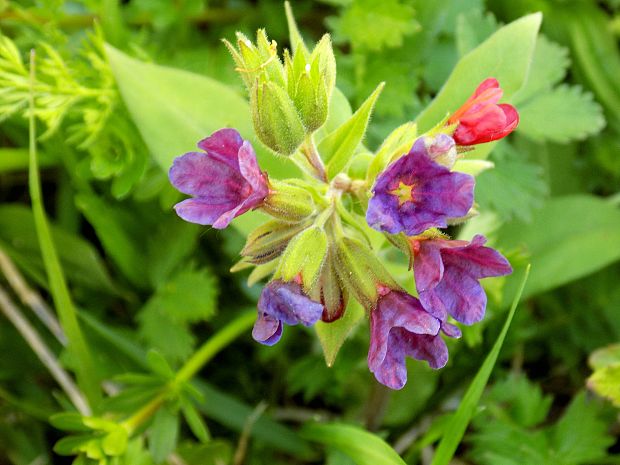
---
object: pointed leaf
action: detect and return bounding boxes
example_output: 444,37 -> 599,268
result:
302,423 -> 406,465
315,300 -> 364,367
320,83 -> 384,179
430,266 -> 530,465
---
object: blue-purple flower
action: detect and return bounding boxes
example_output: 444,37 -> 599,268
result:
366,137 -> 474,236
252,280 -> 324,346
368,288 -> 456,390
169,128 -> 269,229
413,234 -> 512,325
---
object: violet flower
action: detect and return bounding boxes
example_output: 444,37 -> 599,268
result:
169,128 -> 269,229
252,280 -> 324,346
368,289 -> 456,390
366,137 -> 474,236
413,234 -> 512,325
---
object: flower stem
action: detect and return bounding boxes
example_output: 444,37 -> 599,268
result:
175,311 -> 256,384
301,136 -> 327,183
122,311 -> 256,434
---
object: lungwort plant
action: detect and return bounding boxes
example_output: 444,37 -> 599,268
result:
168,17 -> 516,390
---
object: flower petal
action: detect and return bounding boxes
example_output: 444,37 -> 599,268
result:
252,313 -> 283,346
197,128 -> 244,170
173,198 -> 236,227
238,140 -> 268,196
413,240 -> 445,292
169,151 -> 244,199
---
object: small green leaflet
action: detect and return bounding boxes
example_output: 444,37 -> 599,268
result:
302,423 -> 406,465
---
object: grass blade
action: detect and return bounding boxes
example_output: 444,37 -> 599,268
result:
28,50 -> 101,408
430,265 -> 531,465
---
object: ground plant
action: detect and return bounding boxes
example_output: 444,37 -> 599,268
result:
0,1 -> 619,464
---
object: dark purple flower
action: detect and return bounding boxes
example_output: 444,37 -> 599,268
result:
366,137 -> 474,236
413,234 -> 512,325
368,289 -> 455,390
252,280 -> 324,346
169,128 -> 269,229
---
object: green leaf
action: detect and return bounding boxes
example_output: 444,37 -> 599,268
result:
195,381 -> 314,458
517,85 -> 605,143
455,11 -> 498,57
146,217 -> 200,287
302,423 -> 406,465
49,413 -> 90,432
53,434 -> 93,455
475,145 -> 548,222
146,350 -> 175,379
0,204 -> 117,294
75,193 -> 148,289
512,35 -> 570,104
485,373 -> 553,428
149,405 -> 179,464
315,300 -> 364,367
143,268 -> 218,324
181,399 -> 210,443
328,0 -> 418,51
320,83 -> 384,179
138,305 -> 195,363
453,159 -> 494,176
430,265 -> 530,465
28,82 -> 101,407
415,13 -> 541,158
496,195 -> 620,297
551,392 -> 615,464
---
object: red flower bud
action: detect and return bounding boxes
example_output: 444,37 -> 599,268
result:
447,78 -> 519,146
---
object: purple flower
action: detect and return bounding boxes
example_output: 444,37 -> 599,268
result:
169,128 -> 269,229
366,137 -> 474,236
252,280 -> 324,346
368,289 -> 455,390
413,234 -> 512,325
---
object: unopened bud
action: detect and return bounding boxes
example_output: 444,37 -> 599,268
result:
251,81 -> 306,156
424,134 -> 457,169
261,179 -> 315,221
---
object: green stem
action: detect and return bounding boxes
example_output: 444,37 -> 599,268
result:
122,311 -> 256,434
28,50 -> 101,408
175,311 -> 255,384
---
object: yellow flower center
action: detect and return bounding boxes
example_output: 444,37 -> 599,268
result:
389,181 -> 415,206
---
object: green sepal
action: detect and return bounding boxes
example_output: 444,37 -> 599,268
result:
334,236 -> 398,309
223,30 -> 285,91
452,159 -> 494,176
309,245 -> 348,322
241,219 -> 311,264
319,82 -> 384,179
262,179 -> 316,221
251,80 -> 306,156
276,225 -> 328,289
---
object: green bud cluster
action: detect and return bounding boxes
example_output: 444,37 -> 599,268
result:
224,30 -> 336,156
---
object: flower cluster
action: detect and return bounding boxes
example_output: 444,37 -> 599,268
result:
169,30 -> 517,390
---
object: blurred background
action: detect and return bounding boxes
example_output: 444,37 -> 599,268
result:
0,0 -> 619,464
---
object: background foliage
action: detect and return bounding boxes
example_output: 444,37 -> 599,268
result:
0,0 -> 619,464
